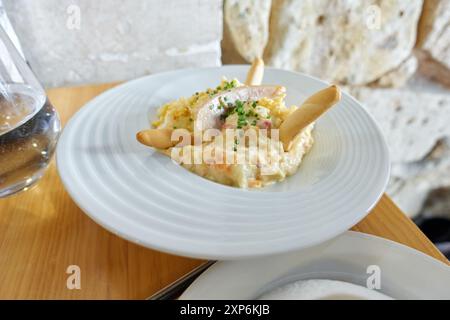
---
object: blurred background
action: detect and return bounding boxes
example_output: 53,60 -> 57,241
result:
1,0 -> 449,255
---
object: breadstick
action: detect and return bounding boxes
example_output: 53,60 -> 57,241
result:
279,85 -> 341,151
136,128 -> 192,149
245,58 -> 264,86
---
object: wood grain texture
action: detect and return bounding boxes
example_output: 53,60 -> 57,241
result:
0,83 -> 447,299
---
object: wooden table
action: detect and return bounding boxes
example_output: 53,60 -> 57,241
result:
0,83 -> 448,299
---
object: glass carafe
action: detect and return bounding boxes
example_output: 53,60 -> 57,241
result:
0,25 -> 60,197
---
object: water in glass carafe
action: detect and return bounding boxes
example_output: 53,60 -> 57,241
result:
0,26 -> 60,197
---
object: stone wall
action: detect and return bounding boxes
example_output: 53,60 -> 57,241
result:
3,0 -> 223,87
417,0 -> 450,87
223,0 -> 450,218
224,0 -> 450,89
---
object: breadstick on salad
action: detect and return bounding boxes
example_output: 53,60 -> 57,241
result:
136,128 -> 174,149
279,85 -> 341,151
136,128 -> 193,149
245,58 -> 264,86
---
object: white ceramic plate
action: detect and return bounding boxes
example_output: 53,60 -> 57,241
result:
180,231 -> 450,299
56,66 -> 390,259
